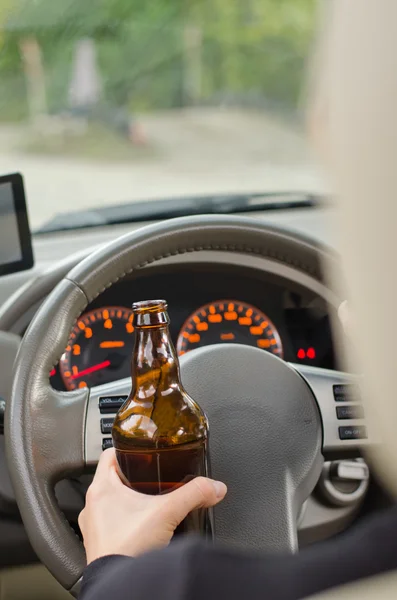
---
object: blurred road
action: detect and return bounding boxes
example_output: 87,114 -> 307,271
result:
0,108 -> 325,229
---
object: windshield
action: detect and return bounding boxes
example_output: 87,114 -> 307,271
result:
0,0 -> 320,230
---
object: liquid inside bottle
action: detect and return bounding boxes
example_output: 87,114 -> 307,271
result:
112,299 -> 211,536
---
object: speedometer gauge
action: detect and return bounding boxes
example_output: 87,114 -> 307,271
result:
177,300 -> 283,357
59,306 -> 135,390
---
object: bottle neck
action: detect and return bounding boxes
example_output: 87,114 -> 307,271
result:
130,322 -> 181,398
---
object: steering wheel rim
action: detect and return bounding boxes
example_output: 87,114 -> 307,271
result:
6,215 -> 360,594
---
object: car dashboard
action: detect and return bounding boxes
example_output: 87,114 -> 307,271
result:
49,264 -> 336,392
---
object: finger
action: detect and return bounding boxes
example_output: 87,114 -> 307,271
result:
93,447 -> 118,484
163,477 -> 227,525
77,507 -> 85,531
95,448 -> 143,492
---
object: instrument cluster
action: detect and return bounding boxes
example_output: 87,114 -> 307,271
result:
50,267 -> 336,391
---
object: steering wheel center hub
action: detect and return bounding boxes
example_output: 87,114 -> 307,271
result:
180,343 -> 323,552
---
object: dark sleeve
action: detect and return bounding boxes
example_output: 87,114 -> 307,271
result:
79,506 -> 397,600
79,541 -> 200,600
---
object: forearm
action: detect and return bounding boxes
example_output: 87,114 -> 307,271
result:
79,539 -> 200,600
79,555 -> 132,600
79,507 -> 397,600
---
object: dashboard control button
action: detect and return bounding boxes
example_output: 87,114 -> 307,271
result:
336,405 -> 364,420
99,396 -> 127,413
333,384 -> 359,402
102,438 -> 113,450
100,417 -> 114,433
339,425 -> 367,440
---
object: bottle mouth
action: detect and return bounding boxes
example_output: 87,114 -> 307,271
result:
132,299 -> 169,327
132,299 -> 168,314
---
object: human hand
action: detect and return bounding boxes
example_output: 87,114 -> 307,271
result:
78,448 -> 227,564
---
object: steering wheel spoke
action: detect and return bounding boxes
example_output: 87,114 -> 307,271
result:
85,378 -> 131,465
38,387 -> 88,480
291,364 -> 375,459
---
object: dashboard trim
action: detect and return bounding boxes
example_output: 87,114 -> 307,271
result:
156,251 -> 340,307
0,250 -> 341,337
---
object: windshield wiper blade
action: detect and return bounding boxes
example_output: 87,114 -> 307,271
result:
35,191 -> 321,234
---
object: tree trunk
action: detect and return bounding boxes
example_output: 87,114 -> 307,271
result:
19,36 -> 47,122
182,24 -> 202,106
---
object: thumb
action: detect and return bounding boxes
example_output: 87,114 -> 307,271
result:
163,477 -> 227,525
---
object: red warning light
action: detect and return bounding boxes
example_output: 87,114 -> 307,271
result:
307,347 -> 316,360
297,349 -> 306,359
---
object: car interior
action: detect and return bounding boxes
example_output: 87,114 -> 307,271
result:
0,1 -> 396,599
0,193 -> 393,598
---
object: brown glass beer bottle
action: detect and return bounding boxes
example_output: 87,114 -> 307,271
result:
112,299 -> 211,536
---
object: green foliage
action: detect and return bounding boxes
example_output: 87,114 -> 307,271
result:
0,0 -> 316,119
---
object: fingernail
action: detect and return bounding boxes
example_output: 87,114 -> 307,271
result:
212,480 -> 227,498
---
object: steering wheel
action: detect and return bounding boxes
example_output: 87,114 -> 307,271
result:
6,215 -> 372,595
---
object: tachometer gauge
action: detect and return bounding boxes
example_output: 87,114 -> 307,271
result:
59,306 -> 135,390
177,300 -> 283,357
